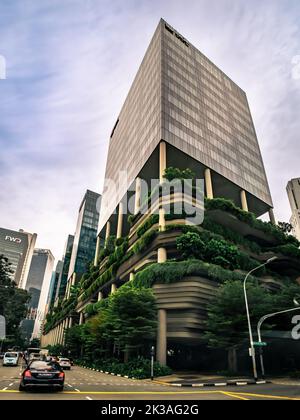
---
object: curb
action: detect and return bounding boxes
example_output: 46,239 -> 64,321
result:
154,379 -> 268,388
78,365 -> 136,380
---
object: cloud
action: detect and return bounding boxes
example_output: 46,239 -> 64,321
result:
0,0 -> 300,260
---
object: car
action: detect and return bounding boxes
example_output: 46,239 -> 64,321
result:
3,352 -> 19,367
58,358 -> 71,370
29,353 -> 41,362
19,360 -> 65,391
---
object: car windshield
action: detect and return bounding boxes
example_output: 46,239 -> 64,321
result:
60,359 -> 69,362
5,353 -> 18,358
30,361 -> 61,371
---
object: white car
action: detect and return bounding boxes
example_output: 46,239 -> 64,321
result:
58,358 -> 71,370
3,352 -> 19,367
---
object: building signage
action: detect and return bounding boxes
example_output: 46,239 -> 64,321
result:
4,235 -> 22,244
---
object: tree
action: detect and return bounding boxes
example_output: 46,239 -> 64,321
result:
0,254 -> 30,347
164,167 -> 196,182
278,222 -> 293,234
176,232 -> 206,260
203,280 -> 274,373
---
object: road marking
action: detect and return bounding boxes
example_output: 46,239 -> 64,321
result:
8,383 -> 14,387
231,392 -> 300,401
2,387 -> 8,391
74,388 -> 80,392
221,391 -> 249,401
86,396 -> 93,400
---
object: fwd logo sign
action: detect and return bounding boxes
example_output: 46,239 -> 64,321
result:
5,236 -> 22,244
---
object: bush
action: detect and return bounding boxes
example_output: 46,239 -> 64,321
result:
133,229 -> 158,255
77,357 -> 172,379
176,232 -> 206,259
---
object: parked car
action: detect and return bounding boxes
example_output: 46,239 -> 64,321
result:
3,352 -> 19,367
58,358 -> 71,370
29,353 -> 41,362
19,360 -> 65,391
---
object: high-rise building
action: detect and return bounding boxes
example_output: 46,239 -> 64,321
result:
98,19 -> 274,237
41,20 -> 277,364
287,178 -> 300,241
65,190 -> 100,297
54,235 -> 74,303
47,260 -> 63,311
22,249 -> 54,340
0,227 -> 37,289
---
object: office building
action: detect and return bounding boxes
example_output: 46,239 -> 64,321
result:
54,235 -> 74,302
23,249 -> 54,340
287,178 -> 300,241
0,227 -> 37,289
47,260 -> 63,310
65,190 -> 100,297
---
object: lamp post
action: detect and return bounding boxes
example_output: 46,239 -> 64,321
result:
257,302 -> 300,378
243,256 -> 277,380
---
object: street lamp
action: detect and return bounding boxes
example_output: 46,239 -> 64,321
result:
257,300 -> 300,378
243,256 -> 277,380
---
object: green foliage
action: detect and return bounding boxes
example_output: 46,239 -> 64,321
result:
176,232 -> 260,272
278,222 -> 293,234
271,244 -> 300,260
205,198 -> 300,247
204,280 -> 274,350
204,280 -> 300,352
133,229 -> 158,255
137,215 -> 159,238
0,254 -> 30,346
176,232 -> 206,259
65,284 -> 157,364
164,167 -> 196,181
78,357 -> 172,379
132,259 -> 258,289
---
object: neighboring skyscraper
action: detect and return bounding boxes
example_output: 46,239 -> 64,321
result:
54,235 -> 74,302
287,178 -> 300,241
47,260 -> 63,311
0,227 -> 37,289
99,19 -> 274,236
65,190 -> 100,297
23,249 -> 54,340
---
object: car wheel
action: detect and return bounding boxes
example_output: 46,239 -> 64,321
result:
19,383 -> 25,392
58,386 -> 64,392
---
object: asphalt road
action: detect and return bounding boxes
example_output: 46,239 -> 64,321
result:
0,363 -> 300,400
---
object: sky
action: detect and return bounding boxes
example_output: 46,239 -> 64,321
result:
0,0 -> 300,263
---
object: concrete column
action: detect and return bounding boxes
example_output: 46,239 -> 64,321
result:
269,208 -> 276,225
111,283 -> 117,294
69,317 -> 73,329
204,168 -> 214,199
134,177 -> 141,215
159,141 -> 167,184
159,207 -> 166,232
129,272 -> 135,281
240,190 -> 249,212
94,236 -> 101,266
157,248 -> 167,263
156,309 -> 167,366
79,312 -> 84,326
117,202 -> 124,239
98,291 -> 103,302
105,221 -> 111,242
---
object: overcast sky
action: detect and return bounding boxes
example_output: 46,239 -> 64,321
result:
0,0 -> 300,262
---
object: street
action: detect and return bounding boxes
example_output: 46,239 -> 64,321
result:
0,363 -> 300,400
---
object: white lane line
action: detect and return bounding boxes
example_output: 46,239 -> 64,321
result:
74,388 -> 80,392
9,383 -> 14,387
2,387 -> 8,391
86,396 -> 93,400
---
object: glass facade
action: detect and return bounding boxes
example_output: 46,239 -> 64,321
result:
68,190 -> 100,279
0,227 -> 37,288
56,235 -> 74,300
99,19 -> 272,232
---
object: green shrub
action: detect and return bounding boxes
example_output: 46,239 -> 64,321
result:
133,229 -> 158,255
176,232 -> 206,259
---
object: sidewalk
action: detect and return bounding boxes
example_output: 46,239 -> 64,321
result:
152,372 -> 268,387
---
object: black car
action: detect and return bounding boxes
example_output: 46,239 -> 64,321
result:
19,360 -> 65,391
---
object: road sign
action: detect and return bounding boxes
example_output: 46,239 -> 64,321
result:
0,315 -> 6,340
253,341 -> 267,347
